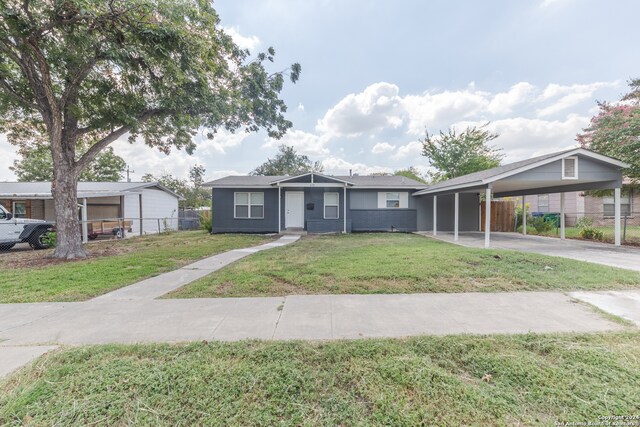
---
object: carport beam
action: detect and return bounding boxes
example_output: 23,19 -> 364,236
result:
615,187 -> 621,246
454,192 -> 459,241
484,188 -> 491,248
560,192 -> 565,240
433,195 -> 437,236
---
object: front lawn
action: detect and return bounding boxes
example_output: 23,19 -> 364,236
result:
1,333 -> 639,425
0,231 -> 270,303
169,233 -> 640,298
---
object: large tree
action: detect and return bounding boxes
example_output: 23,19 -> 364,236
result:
11,143 -> 125,181
251,145 -> 323,176
0,1 -> 300,258
577,79 -> 640,183
421,125 -> 503,181
142,164 -> 209,208
394,167 -> 427,184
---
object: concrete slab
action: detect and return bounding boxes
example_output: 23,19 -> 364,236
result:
273,295 -> 333,340
569,290 -> 640,326
0,302 -> 76,333
425,232 -> 640,272
0,345 -> 57,379
212,297 -> 285,341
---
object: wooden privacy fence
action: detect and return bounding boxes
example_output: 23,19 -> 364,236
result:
480,201 -> 516,232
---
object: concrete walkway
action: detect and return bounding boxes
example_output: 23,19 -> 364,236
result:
570,290 -> 640,326
425,232 -> 640,272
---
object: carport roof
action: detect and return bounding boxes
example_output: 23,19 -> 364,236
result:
0,181 -> 184,200
413,148 -> 629,196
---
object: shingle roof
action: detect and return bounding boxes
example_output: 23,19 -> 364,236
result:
205,174 -> 427,189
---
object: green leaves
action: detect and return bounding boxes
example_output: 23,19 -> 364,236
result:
251,145 -> 324,176
421,124 -> 503,181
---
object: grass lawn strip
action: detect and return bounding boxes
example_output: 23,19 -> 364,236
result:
169,233 -> 640,299
1,332 -> 638,426
0,232 -> 270,303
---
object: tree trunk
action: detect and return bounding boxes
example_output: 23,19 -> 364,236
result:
51,135 -> 86,259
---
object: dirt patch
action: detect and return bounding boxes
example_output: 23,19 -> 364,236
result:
0,239 -> 136,269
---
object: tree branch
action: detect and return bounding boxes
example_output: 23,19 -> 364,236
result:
0,76 -> 38,109
75,109 -> 164,172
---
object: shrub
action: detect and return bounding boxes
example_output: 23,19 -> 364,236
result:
579,226 -> 604,241
42,231 -> 57,247
531,216 -> 554,233
575,216 -> 594,229
200,212 -> 212,233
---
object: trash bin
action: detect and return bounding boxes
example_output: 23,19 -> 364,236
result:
543,213 -> 560,228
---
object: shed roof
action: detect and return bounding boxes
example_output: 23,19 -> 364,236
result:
0,181 -> 183,200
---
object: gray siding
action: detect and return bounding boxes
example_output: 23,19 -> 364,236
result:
500,155 -> 622,184
351,209 -> 416,232
212,188 -> 279,233
415,193 -> 480,232
350,189 -> 416,209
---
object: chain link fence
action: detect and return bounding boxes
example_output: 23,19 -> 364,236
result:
517,209 -> 640,246
0,216 -> 207,253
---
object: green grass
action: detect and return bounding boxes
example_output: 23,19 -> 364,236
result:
169,233 -> 640,298
1,333 -> 639,426
0,232 -> 269,303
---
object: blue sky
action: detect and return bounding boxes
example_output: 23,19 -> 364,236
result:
1,0 -> 639,181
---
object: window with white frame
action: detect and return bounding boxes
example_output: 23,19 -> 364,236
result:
538,194 -> 549,213
234,192 -> 264,219
562,157 -> 578,179
324,192 -> 339,219
386,192 -> 400,208
603,191 -> 632,217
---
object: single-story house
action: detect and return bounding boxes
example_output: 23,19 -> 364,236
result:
206,148 -> 629,246
0,181 -> 182,235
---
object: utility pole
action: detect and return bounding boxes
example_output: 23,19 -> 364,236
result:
126,165 -> 135,182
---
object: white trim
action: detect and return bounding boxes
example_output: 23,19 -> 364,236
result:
561,156 -> 578,180
278,183 -> 346,188
323,191 -> 339,219
233,192 -> 265,219
413,181 -> 485,196
270,172 -> 354,186
385,192 -> 401,208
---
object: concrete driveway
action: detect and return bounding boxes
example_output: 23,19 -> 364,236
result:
427,232 -> 640,272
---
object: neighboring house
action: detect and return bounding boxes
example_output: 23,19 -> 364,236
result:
0,181 -> 182,235
205,148 -> 627,241
519,179 -> 637,226
205,173 -> 452,233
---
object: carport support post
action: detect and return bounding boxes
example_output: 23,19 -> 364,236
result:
522,197 -> 527,235
433,195 -> 437,236
615,187 -> 621,246
81,198 -> 88,244
343,185 -> 347,233
560,192 -> 566,240
484,187 -> 491,249
454,192 -> 459,241
278,185 -> 281,234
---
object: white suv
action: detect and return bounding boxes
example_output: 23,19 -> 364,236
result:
0,204 -> 54,250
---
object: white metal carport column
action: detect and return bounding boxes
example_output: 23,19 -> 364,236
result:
81,198 -> 88,244
522,197 -> 527,235
560,192 -> 566,240
343,184 -> 347,234
278,185 -> 282,234
432,195 -> 437,236
615,187 -> 621,246
484,187 -> 491,248
454,192 -> 459,241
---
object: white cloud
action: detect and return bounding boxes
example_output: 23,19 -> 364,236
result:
197,131 -> 249,155
488,82 -> 536,114
297,103 -> 305,111
322,156 -> 393,176
222,26 -> 261,51
392,141 -> 423,160
263,129 -> 329,156
0,135 -> 18,181
316,82 -> 404,137
371,142 -> 396,154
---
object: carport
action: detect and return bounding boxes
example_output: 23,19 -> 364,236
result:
413,148 -> 629,248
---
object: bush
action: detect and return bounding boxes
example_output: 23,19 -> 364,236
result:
575,216 -> 594,229
200,212 -> 212,233
531,216 -> 554,233
42,231 -> 57,247
579,226 -> 604,241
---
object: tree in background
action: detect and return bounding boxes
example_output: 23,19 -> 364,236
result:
394,167 -> 427,184
421,125 -> 503,182
0,1 -> 300,259
143,165 -> 209,209
577,79 -> 640,183
252,145 -> 324,176
11,145 -> 125,182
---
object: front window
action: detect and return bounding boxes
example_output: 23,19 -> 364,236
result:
13,202 -> 27,218
538,194 -> 549,213
386,192 -> 400,208
324,192 -> 339,219
603,192 -> 632,217
234,192 -> 264,219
